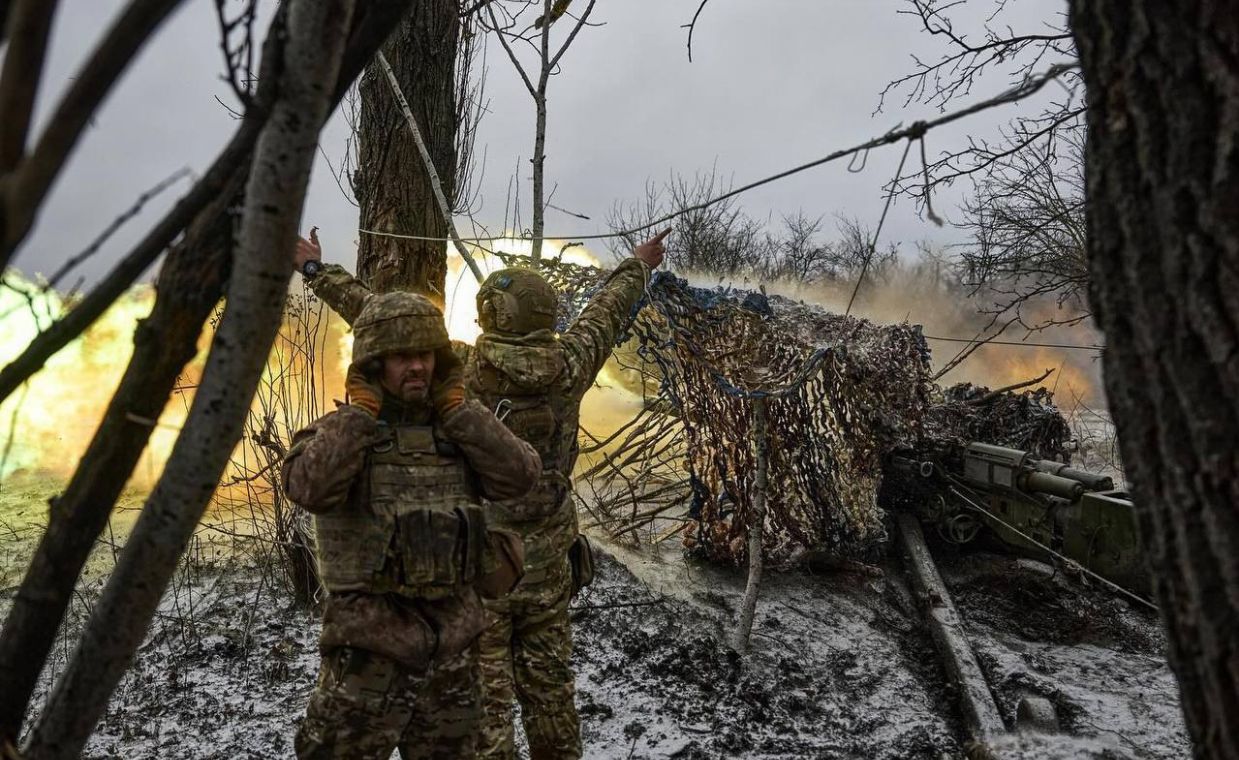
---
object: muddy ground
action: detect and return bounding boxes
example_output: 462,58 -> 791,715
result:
3,527 -> 1187,759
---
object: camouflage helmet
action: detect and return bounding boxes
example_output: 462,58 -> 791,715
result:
476,267 -> 558,335
352,291 -> 449,366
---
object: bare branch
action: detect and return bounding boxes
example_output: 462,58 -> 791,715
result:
683,0 -> 710,62
213,0 -> 260,105
0,0 -> 59,172
486,4 -> 538,98
969,367 -> 1055,404
376,50 -> 484,281
0,0 -> 188,269
546,0 -> 596,73
45,167 -> 192,290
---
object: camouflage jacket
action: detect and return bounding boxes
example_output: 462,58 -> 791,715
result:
282,394 -> 540,667
305,259 -> 650,581
282,398 -> 540,514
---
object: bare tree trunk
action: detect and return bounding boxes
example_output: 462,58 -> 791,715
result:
1070,3 -> 1239,757
18,2 -> 356,757
354,0 -> 460,299
0,4 -> 414,742
731,397 -> 769,653
530,0 -> 551,261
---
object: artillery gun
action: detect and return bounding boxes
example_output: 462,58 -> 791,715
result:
885,442 -> 1148,600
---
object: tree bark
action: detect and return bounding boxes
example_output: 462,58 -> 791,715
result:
0,1 -> 415,746
354,0 -> 461,300
1070,3 -> 1239,757
19,1 -> 356,756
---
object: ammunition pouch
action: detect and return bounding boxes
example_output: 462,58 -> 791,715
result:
568,533 -> 595,598
395,504 -> 488,588
315,423 -> 488,595
474,529 -> 526,600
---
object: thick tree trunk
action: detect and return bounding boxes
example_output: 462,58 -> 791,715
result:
354,0 -> 460,300
1070,3 -> 1239,757
18,2 -> 356,756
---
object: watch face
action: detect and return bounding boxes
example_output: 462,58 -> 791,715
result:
303,260 -> 322,277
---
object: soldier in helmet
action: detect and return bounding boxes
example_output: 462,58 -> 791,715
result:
282,289 -> 540,759
293,228 -> 668,759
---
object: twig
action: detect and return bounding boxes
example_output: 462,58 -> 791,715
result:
930,317 -> 1018,381
682,0 -> 711,62
968,367 -> 1054,404
45,167 -> 192,290
358,62 -> 1076,245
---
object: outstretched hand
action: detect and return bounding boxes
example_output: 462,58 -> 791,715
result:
293,227 -> 323,270
633,229 -> 670,270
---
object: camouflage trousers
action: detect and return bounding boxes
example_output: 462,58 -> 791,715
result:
295,644 -> 481,760
477,562 -> 579,759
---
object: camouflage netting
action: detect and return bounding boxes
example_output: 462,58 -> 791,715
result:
493,253 -> 1076,564
923,383 -> 1073,462
635,280 -> 933,564
494,252 -> 934,563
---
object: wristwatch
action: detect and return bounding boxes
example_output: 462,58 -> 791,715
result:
301,260 -> 322,279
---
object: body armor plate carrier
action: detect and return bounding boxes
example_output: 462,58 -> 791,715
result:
314,423 -> 487,594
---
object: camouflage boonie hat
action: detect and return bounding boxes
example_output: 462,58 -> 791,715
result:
352,291 -> 449,366
476,267 -> 558,335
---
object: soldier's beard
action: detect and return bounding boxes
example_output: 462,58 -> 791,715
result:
379,375 -> 430,404
394,379 -> 429,404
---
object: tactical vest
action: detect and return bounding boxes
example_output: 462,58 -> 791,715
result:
314,423 -> 488,595
468,353 -> 577,518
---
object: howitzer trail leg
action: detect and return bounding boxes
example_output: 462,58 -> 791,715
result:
895,513 -> 1006,751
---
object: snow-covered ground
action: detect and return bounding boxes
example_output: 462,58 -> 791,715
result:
4,530 -> 1187,759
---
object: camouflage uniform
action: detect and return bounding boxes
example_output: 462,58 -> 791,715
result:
306,259 -> 650,759
283,291 -> 541,760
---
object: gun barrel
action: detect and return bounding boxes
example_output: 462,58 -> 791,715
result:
1033,460 -> 1114,491
1021,470 -> 1086,501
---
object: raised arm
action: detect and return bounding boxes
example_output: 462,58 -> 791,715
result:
558,230 -> 667,396
294,227 -> 371,324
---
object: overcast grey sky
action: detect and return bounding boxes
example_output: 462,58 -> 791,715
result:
13,0 -> 1064,287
